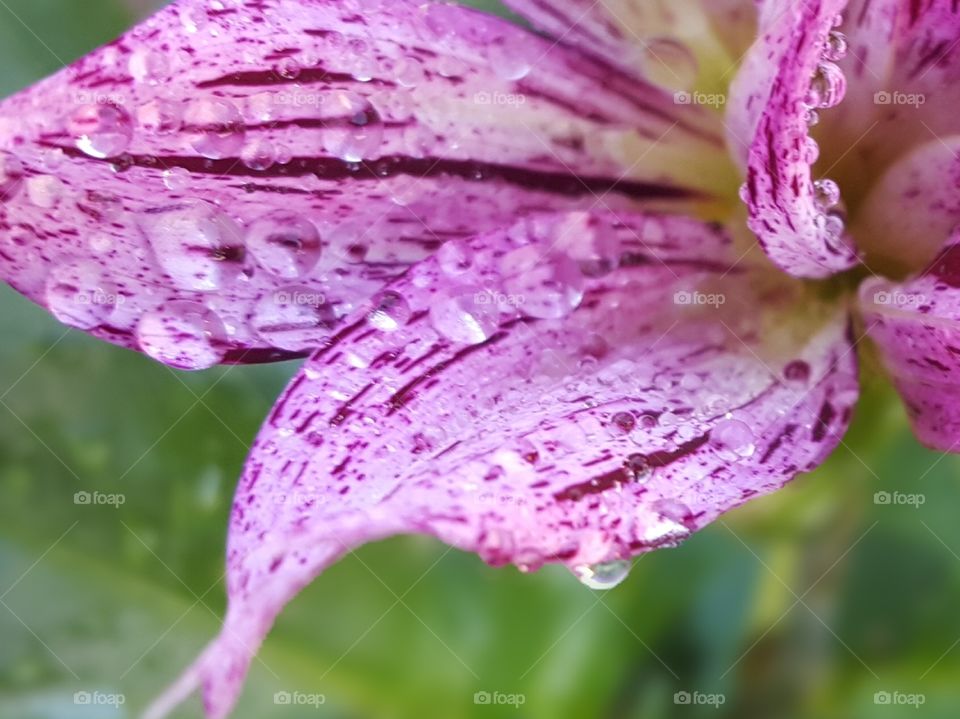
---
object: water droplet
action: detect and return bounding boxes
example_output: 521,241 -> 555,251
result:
813,178 -> 841,210
128,49 -> 169,83
276,57 -> 301,80
137,301 -> 227,370
802,136 -> 820,164
824,31 -> 848,61
88,233 -> 113,253
162,167 -> 190,191
809,62 -> 845,109
437,239 -> 473,276
26,174 -> 64,208
574,560 -> 631,590
68,104 -> 133,159
805,108 -> 820,127
137,98 -> 182,135
624,453 -> 652,482
553,212 -> 621,278
393,56 -> 425,87
430,290 -> 500,344
784,360 -> 811,382
246,211 -> 321,279
610,411 -> 636,434
184,99 -> 245,159
252,286 -> 337,352
241,138 -> 276,171
710,419 -> 756,459
639,38 -> 698,92
368,290 -> 411,332
45,260 -> 121,329
502,246 -> 584,320
324,92 -> 383,162
487,35 -> 531,80
138,201 -> 246,291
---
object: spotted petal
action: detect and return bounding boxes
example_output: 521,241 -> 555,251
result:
730,0 -> 860,278
861,235 -> 960,451
0,0 -> 728,368
144,209 -> 859,718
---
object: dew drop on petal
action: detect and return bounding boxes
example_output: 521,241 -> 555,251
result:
784,359 -> 811,382
809,62 -> 846,109
502,246 -> 584,320
251,286 -> 337,352
245,211 -> 321,279
437,239 -> 473,277
813,178 -> 841,210
137,300 -> 227,370
624,453 -> 652,483
824,31 -> 848,61
710,419 -> 756,459
0,154 -> 24,202
430,290 -> 500,344
129,48 -> 169,83
486,35 -> 531,80
393,56 -> 425,87
241,138 -> 276,171
68,104 -> 133,159
276,57 -> 301,80
184,99 -> 245,159
368,290 -> 411,332
573,560 -> 631,590
138,200 -> 246,291
162,167 -> 190,191
324,92 -> 383,162
609,411 -> 636,435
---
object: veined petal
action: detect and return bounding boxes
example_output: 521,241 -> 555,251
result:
731,0 -> 861,278
861,234 -> 960,451
0,0 -> 726,368
145,209 -> 859,718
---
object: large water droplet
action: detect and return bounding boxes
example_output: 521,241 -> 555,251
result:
138,201 -> 246,291
552,212 -> 621,278
430,290 -> 500,344
437,239 -> 473,277
162,167 -> 190,191
241,138 -> 276,171
137,301 -> 227,370
252,286 -> 337,352
808,62 -> 846,109
710,419 -> 756,459
486,35 -> 531,80
639,38 -> 698,92
574,560 -> 631,590
393,56 -> 425,87
45,260 -> 122,329
246,211 -> 321,279
824,30 -> 848,61
324,92 -> 383,162
368,290 -> 411,332
68,104 -> 133,159
502,246 -> 584,319
184,99 -> 245,159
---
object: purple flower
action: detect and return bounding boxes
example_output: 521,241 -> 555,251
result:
0,0 -> 957,715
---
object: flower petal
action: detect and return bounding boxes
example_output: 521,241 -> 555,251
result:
861,234 -> 960,451
145,209 -> 859,718
0,0 -> 724,368
730,0 -> 861,278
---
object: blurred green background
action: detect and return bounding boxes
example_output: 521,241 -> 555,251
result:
2,1 -> 960,717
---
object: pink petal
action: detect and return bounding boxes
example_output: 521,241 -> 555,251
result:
0,0 -> 711,368
861,234 -> 960,451
730,0 -> 860,278
146,209 -> 859,718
